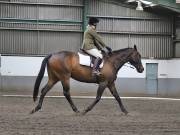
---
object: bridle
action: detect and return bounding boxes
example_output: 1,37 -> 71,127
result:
124,62 -> 135,69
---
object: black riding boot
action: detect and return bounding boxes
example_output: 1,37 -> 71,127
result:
92,57 -> 102,75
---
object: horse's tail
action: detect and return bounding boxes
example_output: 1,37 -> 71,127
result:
33,54 -> 52,102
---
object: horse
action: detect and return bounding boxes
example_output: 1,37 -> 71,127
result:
31,45 -> 144,115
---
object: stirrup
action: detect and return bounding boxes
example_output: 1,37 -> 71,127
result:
92,70 -> 101,76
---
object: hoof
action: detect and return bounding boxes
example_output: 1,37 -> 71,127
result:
123,110 -> 128,115
30,109 -> 36,114
74,110 -> 80,115
75,112 -> 82,116
80,110 -> 87,116
30,105 -> 41,114
74,109 -> 80,113
33,97 -> 38,102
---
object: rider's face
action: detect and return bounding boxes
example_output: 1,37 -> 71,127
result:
91,25 -> 96,30
93,24 -> 97,30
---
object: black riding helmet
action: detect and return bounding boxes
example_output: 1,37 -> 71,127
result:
88,17 -> 99,26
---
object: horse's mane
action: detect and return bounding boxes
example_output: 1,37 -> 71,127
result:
111,47 -> 132,54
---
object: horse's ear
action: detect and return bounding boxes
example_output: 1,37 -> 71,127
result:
134,44 -> 137,51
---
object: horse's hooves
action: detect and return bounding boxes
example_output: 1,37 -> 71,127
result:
75,110 -> 80,113
81,111 -> 87,116
75,110 -> 87,116
123,110 -> 129,115
74,112 -> 81,116
74,110 -> 80,115
33,97 -> 37,102
125,112 -> 129,115
30,107 -> 41,114
30,109 -> 35,114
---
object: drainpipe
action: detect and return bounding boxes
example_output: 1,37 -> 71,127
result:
0,54 -> 2,92
172,15 -> 176,58
83,0 -> 88,32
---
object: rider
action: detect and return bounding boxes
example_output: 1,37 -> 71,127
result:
81,17 -> 112,75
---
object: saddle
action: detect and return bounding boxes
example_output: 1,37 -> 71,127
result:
78,49 -> 103,68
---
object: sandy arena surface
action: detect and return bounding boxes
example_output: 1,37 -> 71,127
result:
0,96 -> 180,135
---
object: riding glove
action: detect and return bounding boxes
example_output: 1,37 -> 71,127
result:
106,46 -> 112,53
102,47 -> 109,54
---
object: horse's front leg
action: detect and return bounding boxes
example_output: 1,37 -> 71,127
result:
108,82 -> 128,115
82,81 -> 107,115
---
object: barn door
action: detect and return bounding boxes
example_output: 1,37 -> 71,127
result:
146,63 -> 158,95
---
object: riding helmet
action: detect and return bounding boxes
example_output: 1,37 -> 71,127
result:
88,17 -> 99,26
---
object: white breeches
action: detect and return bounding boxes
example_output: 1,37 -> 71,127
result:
86,48 -> 103,59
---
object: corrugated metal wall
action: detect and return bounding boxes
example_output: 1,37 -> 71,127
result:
88,0 -> 173,58
0,0 -> 83,55
0,0 -> 174,58
175,17 -> 180,39
175,16 -> 180,57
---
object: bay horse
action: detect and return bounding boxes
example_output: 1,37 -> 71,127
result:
31,45 -> 144,115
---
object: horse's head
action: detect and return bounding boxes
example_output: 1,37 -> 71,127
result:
128,45 -> 144,73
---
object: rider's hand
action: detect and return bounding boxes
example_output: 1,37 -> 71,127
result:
102,47 -> 109,54
106,46 -> 112,54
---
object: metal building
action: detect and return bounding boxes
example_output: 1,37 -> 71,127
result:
0,0 -> 180,97
0,0 -> 179,58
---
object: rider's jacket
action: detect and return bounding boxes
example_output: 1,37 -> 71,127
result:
81,26 -> 106,51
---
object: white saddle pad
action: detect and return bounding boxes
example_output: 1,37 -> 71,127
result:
78,52 -> 103,68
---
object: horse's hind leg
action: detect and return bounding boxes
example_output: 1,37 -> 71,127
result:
31,81 -> 55,114
108,82 -> 128,115
61,79 -> 79,113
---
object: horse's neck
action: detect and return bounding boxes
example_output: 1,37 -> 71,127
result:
111,49 -> 132,72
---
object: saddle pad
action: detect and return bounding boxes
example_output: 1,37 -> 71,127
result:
78,52 -> 103,68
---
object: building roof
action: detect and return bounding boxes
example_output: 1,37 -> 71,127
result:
125,0 -> 180,14
151,0 -> 180,13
